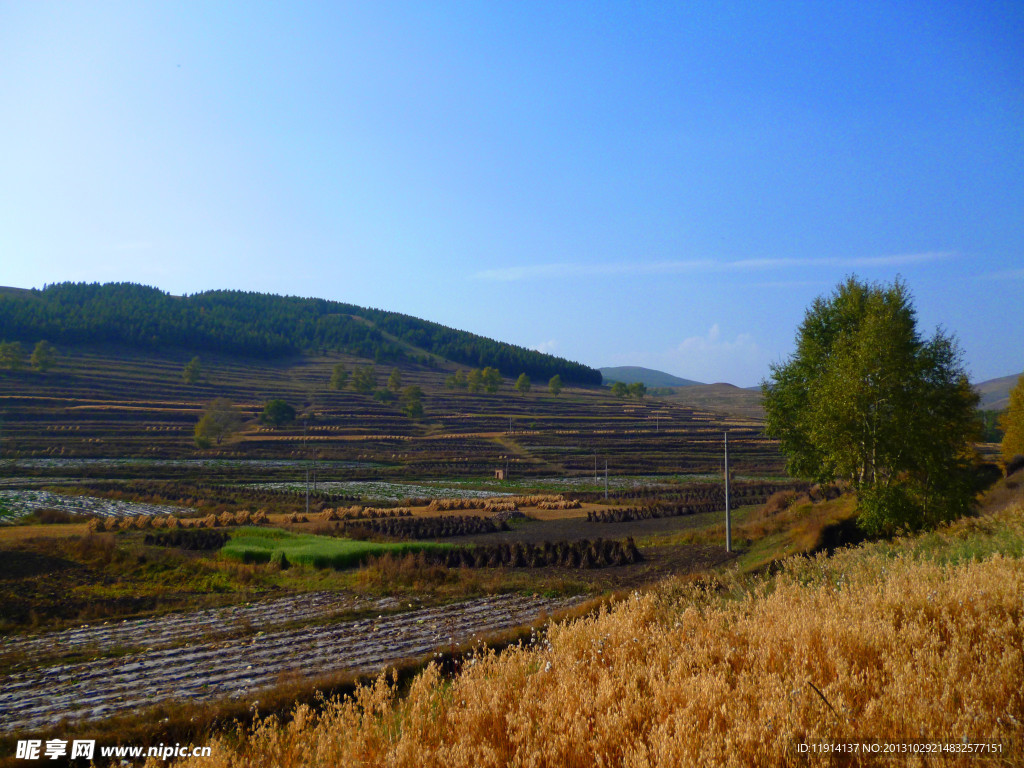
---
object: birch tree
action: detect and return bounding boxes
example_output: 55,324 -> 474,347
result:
762,277 -> 979,534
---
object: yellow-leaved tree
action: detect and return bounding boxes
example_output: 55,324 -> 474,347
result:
1000,375 -> 1024,465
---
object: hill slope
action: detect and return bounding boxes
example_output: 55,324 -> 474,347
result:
599,366 -> 702,388
976,371 -> 1022,411
0,344 -> 781,477
656,382 -> 764,419
0,283 -> 602,385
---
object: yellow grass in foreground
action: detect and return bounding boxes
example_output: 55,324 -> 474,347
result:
167,511 -> 1024,768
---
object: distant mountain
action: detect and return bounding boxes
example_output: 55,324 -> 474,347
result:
600,366 -> 703,388
0,283 -> 602,385
976,372 -> 1023,411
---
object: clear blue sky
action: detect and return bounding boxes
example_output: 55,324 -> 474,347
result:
2,2 -> 1021,386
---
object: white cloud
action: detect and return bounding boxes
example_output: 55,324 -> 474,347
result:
472,252 -> 953,282
533,339 -> 558,354
665,324 -> 770,386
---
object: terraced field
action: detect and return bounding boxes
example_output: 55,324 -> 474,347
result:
0,345 -> 782,480
0,592 -> 585,733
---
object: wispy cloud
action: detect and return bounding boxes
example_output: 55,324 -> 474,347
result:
533,339 -> 558,354
473,252 -> 953,282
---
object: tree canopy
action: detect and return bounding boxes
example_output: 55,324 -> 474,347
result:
194,398 -> 244,448
515,373 -> 531,394
761,277 -> 979,535
260,399 -> 296,427
330,363 -> 350,390
182,356 -> 202,384
0,341 -> 24,371
401,385 -> 424,418
351,366 -> 376,394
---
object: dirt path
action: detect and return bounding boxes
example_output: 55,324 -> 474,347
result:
0,593 -> 584,733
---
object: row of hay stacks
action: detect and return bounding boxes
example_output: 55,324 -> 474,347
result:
317,506 -> 413,521
87,509 -> 270,532
536,498 -> 581,510
426,494 -> 578,512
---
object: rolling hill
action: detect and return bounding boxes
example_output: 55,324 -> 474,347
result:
0,283 -> 602,385
599,366 -> 703,388
976,371 -> 1023,411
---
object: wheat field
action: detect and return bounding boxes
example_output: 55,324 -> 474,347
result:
163,504 -> 1024,768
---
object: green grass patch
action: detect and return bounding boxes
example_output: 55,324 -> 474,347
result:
222,527 -> 452,570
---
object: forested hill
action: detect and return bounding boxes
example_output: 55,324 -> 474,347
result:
0,283 -> 603,385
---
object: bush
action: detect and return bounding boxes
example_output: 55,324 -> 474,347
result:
857,484 -> 922,536
761,490 -> 798,517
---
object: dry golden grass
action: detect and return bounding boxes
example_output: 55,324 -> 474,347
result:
165,503 -> 1024,768
0,522 -> 90,542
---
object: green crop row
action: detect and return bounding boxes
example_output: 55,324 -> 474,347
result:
221,527 -> 451,569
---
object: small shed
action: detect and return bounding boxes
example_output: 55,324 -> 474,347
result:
494,468 -> 506,480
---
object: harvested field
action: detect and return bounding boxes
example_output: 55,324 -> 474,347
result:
0,489 -> 194,524
0,592 -> 401,663
0,592 -> 585,733
246,481 -> 514,502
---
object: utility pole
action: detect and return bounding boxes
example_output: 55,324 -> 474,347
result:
724,431 -> 731,553
604,460 -> 608,500
304,419 -> 310,516
594,453 -> 597,480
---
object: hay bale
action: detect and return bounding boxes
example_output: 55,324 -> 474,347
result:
164,516 -> 181,529
87,517 -> 106,533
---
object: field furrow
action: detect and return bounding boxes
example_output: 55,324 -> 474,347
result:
0,593 -> 584,732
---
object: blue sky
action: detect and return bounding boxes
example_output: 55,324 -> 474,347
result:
1,2 -> 1021,386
